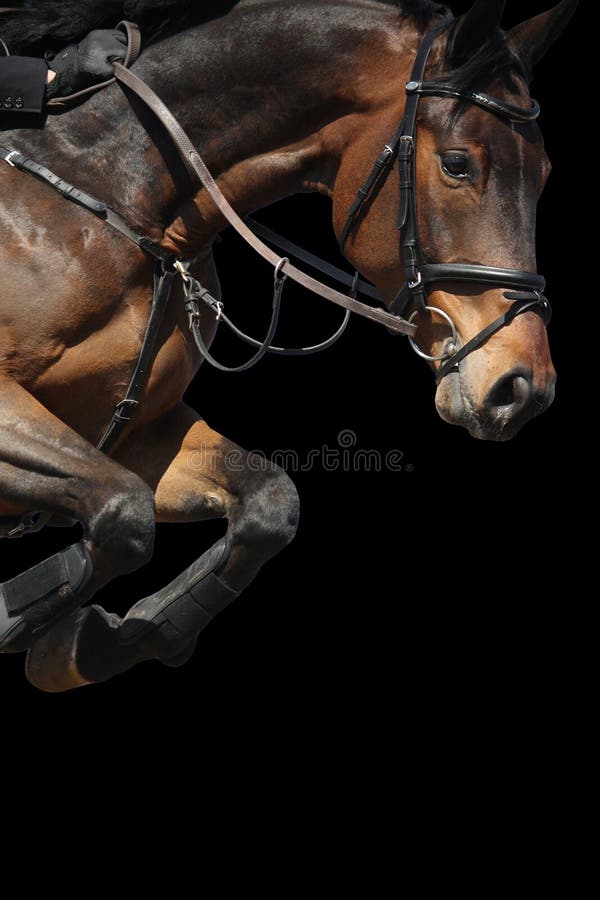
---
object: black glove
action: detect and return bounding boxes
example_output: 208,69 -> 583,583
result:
46,29 -> 127,98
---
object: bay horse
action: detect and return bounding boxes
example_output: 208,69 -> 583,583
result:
0,0 -> 577,691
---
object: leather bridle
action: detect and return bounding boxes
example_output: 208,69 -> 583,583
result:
339,17 -> 551,383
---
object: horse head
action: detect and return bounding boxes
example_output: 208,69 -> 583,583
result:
334,0 -> 577,440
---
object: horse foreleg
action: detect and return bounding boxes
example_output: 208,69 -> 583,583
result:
0,378 -> 156,653
26,403 -> 299,691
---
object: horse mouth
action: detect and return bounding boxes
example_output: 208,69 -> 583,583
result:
435,371 -> 556,442
466,413 -> 537,443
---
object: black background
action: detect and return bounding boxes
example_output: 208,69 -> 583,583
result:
2,2 -> 585,754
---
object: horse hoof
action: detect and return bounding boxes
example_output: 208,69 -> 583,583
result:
25,605 -> 117,693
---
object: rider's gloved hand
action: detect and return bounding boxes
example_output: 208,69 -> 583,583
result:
45,29 -> 127,98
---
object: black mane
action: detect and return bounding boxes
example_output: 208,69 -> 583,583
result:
0,1 -> 239,53
0,0 -> 525,96
382,0 -> 450,29
0,1 -> 449,54
440,25 -> 529,97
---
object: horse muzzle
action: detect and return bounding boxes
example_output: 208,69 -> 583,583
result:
437,363 -> 557,441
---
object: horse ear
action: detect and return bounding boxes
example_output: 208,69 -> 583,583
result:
448,0 -> 506,67
506,0 -> 579,70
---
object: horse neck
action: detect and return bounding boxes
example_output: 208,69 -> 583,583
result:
7,2 -> 418,254
154,4 -> 420,257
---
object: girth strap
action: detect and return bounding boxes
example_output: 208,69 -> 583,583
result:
97,263 -> 175,452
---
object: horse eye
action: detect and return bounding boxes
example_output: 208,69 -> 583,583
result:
442,152 -> 470,178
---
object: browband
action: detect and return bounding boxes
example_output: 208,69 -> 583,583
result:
406,81 -> 541,123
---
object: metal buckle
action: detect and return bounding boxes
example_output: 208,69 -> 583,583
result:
6,521 -> 27,538
408,272 -> 422,290
114,398 -> 139,422
177,260 -> 225,326
185,298 -> 200,328
195,288 -> 224,319
6,512 -> 41,539
408,305 -> 459,362
3,150 -> 19,168
174,259 -> 193,286
212,299 -> 224,322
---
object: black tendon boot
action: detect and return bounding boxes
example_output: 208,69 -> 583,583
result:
26,535 -> 239,691
0,542 -> 92,652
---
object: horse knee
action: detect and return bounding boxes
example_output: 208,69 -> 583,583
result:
88,476 -> 155,574
236,464 -> 299,556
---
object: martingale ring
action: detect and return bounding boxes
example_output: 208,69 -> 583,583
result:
408,305 -> 459,362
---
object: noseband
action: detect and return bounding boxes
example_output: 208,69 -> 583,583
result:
339,18 -> 551,383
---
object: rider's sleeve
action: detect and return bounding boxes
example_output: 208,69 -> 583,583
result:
0,56 -> 47,114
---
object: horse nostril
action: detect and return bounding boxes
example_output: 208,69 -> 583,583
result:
486,369 -> 532,416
